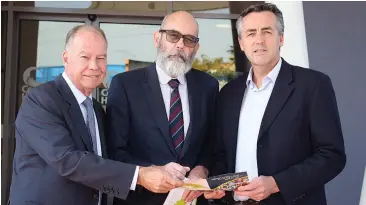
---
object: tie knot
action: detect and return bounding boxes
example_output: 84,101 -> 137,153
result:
168,79 -> 180,89
82,97 -> 93,108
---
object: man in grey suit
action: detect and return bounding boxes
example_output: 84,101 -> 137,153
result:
9,25 -> 183,205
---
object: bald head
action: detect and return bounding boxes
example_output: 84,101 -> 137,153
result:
161,11 -> 199,36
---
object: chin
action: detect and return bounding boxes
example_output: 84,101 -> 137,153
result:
82,82 -> 100,90
252,58 -> 271,66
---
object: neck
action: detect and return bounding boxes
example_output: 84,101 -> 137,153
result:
64,71 -> 93,97
80,89 -> 92,97
74,83 -> 93,97
251,57 -> 280,88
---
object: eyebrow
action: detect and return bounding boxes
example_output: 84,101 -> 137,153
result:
246,27 -> 273,33
77,51 -> 106,57
78,51 -> 86,55
261,27 -> 273,31
165,29 -> 197,38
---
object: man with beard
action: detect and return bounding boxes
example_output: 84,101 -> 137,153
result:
106,11 -> 219,205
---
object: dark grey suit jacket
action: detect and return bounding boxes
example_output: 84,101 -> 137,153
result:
9,75 -> 136,205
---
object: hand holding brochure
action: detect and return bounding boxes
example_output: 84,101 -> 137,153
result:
182,172 -> 249,191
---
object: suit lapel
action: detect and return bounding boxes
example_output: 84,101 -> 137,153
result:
93,100 -> 108,158
181,70 -> 201,157
55,76 -> 93,152
226,75 -> 247,172
143,64 -> 177,157
258,59 -> 295,139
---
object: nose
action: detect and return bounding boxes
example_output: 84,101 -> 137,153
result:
175,37 -> 185,50
88,59 -> 98,70
255,33 -> 265,44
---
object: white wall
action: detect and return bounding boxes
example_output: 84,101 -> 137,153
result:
266,1 -> 309,68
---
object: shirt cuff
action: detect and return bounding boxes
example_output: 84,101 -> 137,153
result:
130,166 -> 139,190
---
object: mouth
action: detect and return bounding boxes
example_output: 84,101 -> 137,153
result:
254,49 -> 267,54
83,75 -> 100,79
168,55 -> 185,62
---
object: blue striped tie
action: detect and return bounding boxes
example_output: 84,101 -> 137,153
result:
82,98 -> 98,153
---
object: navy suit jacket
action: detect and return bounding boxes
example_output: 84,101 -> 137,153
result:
106,64 -> 219,205
9,75 -> 136,205
212,59 -> 346,205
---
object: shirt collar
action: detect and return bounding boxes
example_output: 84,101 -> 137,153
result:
62,72 -> 92,106
246,58 -> 282,88
156,64 -> 187,85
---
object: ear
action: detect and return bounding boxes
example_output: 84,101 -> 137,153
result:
154,31 -> 161,48
193,42 -> 200,53
279,33 -> 284,48
238,37 -> 244,51
62,50 -> 68,65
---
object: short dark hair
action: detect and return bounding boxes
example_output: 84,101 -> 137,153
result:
236,3 -> 284,38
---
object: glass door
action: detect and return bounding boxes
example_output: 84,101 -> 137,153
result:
92,17 -> 162,108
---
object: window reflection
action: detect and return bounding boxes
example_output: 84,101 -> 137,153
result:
100,20 -> 243,90
193,18 -> 241,88
17,20 -> 84,109
100,23 -> 159,88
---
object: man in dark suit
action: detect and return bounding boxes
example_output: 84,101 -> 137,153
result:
9,25 -> 183,205
205,3 -> 346,205
106,11 -> 219,205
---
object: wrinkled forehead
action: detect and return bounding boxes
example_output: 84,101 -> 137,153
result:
69,32 -> 107,55
242,11 -> 278,31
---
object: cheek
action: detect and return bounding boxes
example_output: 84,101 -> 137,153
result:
97,60 -> 107,71
158,40 -> 168,51
242,42 -> 252,54
184,48 -> 194,57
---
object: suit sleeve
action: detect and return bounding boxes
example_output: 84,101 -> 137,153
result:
196,81 -> 219,172
16,88 -> 137,200
273,75 -> 346,204
106,75 -> 152,166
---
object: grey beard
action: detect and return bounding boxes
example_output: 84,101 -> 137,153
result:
156,52 -> 193,78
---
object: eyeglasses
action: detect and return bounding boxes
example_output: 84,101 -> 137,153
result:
159,29 -> 199,48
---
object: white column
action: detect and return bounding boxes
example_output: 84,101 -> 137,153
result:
360,166 -> 366,205
266,1 -> 309,68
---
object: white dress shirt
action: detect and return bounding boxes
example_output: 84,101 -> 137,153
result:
62,72 -> 138,204
156,65 -> 190,137
234,59 -> 282,201
62,72 -> 102,156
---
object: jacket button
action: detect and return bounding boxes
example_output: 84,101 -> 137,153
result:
93,194 -> 99,200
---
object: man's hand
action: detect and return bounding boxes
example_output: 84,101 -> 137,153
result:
164,162 -> 190,180
234,176 -> 279,201
182,166 -> 208,203
137,165 -> 183,193
203,190 -> 226,200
